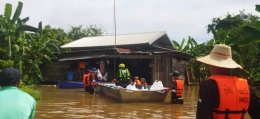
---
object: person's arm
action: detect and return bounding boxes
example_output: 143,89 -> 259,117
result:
127,69 -> 131,79
248,86 -> 260,119
196,80 -> 219,119
172,81 -> 177,90
170,81 -> 177,92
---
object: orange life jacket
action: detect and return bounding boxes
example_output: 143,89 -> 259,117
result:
176,80 -> 184,97
209,75 -> 250,119
135,79 -> 141,85
83,72 -> 95,87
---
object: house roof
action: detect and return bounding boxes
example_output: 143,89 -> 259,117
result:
58,31 -> 193,61
57,48 -> 193,61
61,31 -> 172,49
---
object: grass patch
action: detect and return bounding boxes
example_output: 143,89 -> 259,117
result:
20,85 -> 41,101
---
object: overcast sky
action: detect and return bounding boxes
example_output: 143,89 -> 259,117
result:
1,0 -> 259,43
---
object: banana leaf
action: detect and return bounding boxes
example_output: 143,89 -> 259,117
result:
20,25 -> 38,32
172,40 -> 180,50
256,5 -> 260,12
11,1 -> 23,24
239,25 -> 260,47
243,26 -> 260,38
4,3 -> 12,20
21,17 -> 29,23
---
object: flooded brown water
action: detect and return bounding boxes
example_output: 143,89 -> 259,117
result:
35,85 -> 258,119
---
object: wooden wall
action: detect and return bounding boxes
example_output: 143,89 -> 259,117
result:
152,55 -> 188,87
43,55 -> 189,87
42,62 -> 71,81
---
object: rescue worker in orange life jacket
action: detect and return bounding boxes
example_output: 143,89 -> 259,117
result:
83,69 -> 96,94
196,44 -> 260,119
170,71 -> 184,104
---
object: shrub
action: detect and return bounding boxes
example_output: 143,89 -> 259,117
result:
20,85 -> 41,101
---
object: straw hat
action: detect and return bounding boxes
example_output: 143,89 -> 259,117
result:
196,44 -> 242,69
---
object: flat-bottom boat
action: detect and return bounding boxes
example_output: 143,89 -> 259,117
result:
98,83 -> 169,103
58,80 -> 84,89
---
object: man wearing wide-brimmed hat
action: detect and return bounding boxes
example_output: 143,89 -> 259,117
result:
195,44 -> 260,119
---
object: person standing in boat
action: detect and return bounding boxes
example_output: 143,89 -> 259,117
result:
170,71 -> 184,104
196,44 -> 260,119
83,69 -> 96,94
117,63 -> 131,88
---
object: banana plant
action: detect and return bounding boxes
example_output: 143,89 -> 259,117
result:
172,36 -> 218,84
0,1 -> 58,84
256,5 -> 260,12
174,37 -> 212,57
20,27 -> 59,83
239,5 -> 260,46
1,2 -> 38,59
238,5 -> 260,83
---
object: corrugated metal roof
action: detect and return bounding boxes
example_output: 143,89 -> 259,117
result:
61,31 -> 166,48
58,55 -> 108,61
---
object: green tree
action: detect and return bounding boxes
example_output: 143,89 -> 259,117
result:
42,25 -> 70,47
67,25 -> 105,41
239,5 -> 260,84
173,8 -> 260,85
207,11 -> 260,84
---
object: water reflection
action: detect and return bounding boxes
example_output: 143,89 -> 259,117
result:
35,85 -> 255,119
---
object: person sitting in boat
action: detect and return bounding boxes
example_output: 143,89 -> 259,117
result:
98,60 -> 108,82
117,63 -> 131,88
140,78 -> 148,89
96,68 -> 107,82
111,78 -> 117,84
170,71 -> 184,104
90,67 -> 103,84
83,69 -> 96,94
133,76 -> 142,89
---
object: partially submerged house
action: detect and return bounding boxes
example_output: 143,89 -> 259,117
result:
43,31 -> 192,86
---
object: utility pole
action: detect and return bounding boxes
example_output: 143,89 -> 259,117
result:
113,0 -> 117,78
